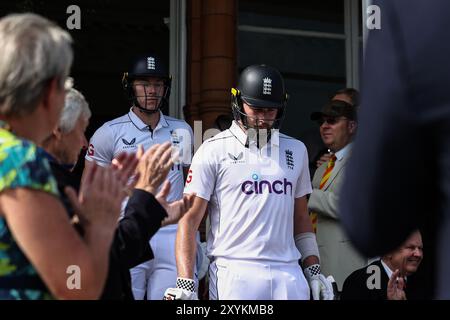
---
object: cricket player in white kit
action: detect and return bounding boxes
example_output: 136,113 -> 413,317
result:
165,65 -> 334,300
85,54 -> 201,300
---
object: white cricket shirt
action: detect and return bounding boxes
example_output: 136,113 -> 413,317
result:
86,108 -> 193,227
184,121 -> 312,263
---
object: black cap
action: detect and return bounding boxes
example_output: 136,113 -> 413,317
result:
310,100 -> 357,121
127,54 -> 169,80
237,64 -> 287,109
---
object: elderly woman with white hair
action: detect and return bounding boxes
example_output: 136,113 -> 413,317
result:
40,88 -> 92,218
41,88 -> 91,170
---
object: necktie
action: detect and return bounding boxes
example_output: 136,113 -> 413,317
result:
311,155 -> 337,233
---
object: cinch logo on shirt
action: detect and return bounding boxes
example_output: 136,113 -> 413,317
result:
241,173 -> 292,195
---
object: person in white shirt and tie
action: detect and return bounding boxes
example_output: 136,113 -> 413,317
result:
308,96 -> 367,292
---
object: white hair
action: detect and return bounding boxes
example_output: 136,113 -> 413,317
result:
0,13 -> 73,117
59,88 -> 91,133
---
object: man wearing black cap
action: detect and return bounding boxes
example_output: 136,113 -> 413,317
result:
308,99 -> 367,293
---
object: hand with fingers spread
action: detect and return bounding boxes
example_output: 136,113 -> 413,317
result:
134,142 -> 177,195
387,269 -> 407,300
155,180 -> 196,227
65,161 -> 125,230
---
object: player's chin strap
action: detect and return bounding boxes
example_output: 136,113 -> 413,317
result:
295,232 -> 335,300
132,91 -> 163,115
133,102 -> 160,114
163,277 -> 198,300
122,72 -> 169,115
231,88 -> 285,148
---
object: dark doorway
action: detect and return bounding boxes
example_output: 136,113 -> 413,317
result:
0,0 -> 170,139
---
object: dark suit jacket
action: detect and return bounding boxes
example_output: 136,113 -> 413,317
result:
340,0 -> 446,298
48,156 -> 167,300
341,260 -> 425,300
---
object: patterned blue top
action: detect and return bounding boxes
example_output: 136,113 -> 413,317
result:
0,126 -> 58,300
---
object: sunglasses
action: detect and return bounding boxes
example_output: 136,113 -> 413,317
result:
316,117 -> 347,126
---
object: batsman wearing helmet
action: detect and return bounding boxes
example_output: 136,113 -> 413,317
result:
85,53 -> 202,300
165,65 -> 334,300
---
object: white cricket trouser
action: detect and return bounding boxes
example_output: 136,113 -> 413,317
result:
130,227 -> 200,300
209,258 -> 310,300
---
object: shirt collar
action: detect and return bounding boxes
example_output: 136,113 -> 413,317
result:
128,108 -> 169,131
334,142 -> 352,161
380,259 -> 408,282
380,259 -> 394,280
228,120 -> 280,148
229,121 -> 248,145
155,111 -> 169,131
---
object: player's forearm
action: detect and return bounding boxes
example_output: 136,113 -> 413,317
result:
295,231 -> 320,267
302,255 -> 320,268
294,212 -> 314,235
294,196 -> 321,268
175,217 -> 198,279
294,196 -> 312,235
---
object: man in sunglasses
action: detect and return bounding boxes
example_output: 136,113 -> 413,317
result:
308,99 -> 367,293
303,89 -> 360,179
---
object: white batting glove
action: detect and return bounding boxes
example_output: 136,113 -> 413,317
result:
163,277 -> 198,300
303,264 -> 334,300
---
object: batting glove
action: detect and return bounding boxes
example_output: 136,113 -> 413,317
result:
303,264 -> 334,300
163,277 -> 198,300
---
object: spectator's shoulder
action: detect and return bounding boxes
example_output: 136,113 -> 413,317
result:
344,265 -> 369,285
0,130 -> 58,194
341,261 -> 384,300
0,130 -> 40,168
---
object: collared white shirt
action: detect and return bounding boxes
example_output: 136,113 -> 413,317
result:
334,142 -> 353,162
380,259 -> 408,282
380,259 -> 394,280
86,108 -> 193,224
184,121 -> 312,263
